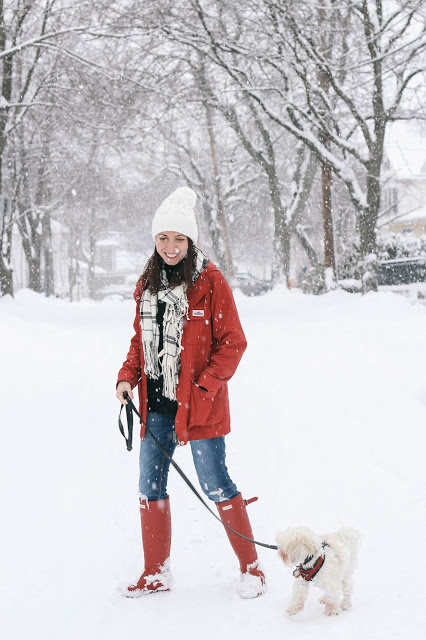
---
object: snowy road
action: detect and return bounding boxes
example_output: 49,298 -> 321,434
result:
1,288 -> 425,640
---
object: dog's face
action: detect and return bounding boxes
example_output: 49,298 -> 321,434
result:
276,526 -> 323,567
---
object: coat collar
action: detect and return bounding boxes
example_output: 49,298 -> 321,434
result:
187,261 -> 217,306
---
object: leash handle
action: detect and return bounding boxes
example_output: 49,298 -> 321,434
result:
118,401 -> 133,451
120,391 -> 278,551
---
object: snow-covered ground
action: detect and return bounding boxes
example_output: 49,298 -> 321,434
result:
1,287 -> 425,640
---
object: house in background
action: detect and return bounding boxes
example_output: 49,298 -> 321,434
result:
380,120 -> 426,238
12,219 -> 72,296
11,222 -> 146,300
92,235 -> 148,300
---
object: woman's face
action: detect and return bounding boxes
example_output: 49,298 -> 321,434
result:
155,231 -> 189,266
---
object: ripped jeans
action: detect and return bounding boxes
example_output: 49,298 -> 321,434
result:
138,411 -> 239,502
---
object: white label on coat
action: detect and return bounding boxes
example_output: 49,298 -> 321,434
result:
192,309 -> 204,317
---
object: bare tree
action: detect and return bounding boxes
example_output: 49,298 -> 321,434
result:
236,0 -> 426,289
153,0 -> 426,289
0,1 -> 92,295
0,0 -> 143,296
140,2 -> 318,283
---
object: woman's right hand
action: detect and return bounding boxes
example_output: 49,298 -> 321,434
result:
116,380 -> 133,405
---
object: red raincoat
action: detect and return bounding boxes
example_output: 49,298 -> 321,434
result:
117,261 -> 247,445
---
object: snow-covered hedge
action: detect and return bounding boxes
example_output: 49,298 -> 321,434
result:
339,232 -> 426,283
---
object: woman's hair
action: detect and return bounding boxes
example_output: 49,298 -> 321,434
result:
143,238 -> 195,293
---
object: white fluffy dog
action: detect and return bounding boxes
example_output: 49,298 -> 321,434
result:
276,526 -> 359,616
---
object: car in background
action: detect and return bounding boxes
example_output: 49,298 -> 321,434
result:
378,256 -> 426,286
94,283 -> 135,301
230,271 -> 272,296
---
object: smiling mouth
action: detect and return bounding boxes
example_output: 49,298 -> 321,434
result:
165,252 -> 179,258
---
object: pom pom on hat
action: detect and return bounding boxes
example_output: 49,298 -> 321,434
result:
152,186 -> 198,244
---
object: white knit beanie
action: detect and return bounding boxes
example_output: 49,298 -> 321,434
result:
151,186 -> 198,244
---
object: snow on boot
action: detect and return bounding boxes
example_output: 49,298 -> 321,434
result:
125,497 -> 173,597
126,559 -> 173,597
238,561 -> 266,599
216,493 -> 266,599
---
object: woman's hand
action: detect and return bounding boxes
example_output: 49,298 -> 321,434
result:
116,380 -> 133,405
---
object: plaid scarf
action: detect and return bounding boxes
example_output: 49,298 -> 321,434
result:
140,247 -> 208,401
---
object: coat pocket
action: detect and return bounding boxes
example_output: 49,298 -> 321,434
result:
188,383 -> 224,428
184,308 -> 212,344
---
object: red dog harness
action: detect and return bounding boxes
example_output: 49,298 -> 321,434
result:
293,542 -> 329,582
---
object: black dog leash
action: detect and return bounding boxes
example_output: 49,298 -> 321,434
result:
118,392 -> 278,551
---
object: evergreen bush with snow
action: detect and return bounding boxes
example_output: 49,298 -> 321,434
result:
376,232 -> 426,261
299,264 -> 327,295
338,232 -> 426,290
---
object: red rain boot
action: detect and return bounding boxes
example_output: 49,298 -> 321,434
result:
125,497 -> 173,597
216,493 -> 266,598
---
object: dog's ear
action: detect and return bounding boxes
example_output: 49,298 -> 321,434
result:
278,548 -> 288,565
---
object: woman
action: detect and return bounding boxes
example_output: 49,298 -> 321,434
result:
116,186 -> 265,599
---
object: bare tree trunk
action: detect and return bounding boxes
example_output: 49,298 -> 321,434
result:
200,196 -> 225,268
318,0 -> 336,283
205,105 -> 234,279
88,218 -> 96,299
273,218 -> 291,285
288,146 -> 319,265
269,170 -> 291,285
294,225 -> 318,265
16,139 -> 43,293
42,211 -> 54,296
360,164 -> 381,293
0,2 -> 14,296
361,176 -> 380,258
322,161 -> 336,275
0,197 -> 13,295
358,0 -> 387,292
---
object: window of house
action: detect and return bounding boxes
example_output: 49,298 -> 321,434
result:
383,187 -> 398,217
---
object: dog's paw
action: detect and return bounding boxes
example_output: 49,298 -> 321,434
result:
286,602 -> 304,616
341,598 -> 352,611
324,604 -> 340,616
